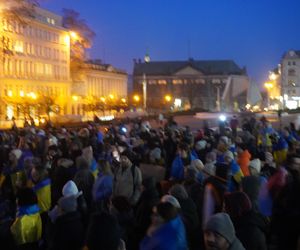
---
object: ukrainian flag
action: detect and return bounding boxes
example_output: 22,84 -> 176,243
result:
273,136 -> 288,165
33,178 -> 51,212
11,204 -> 42,245
90,158 -> 98,178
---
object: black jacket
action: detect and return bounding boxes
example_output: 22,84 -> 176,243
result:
48,211 -> 84,250
232,211 -> 268,250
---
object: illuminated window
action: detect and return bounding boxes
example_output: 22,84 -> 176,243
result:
14,41 -> 24,53
173,79 -> 183,85
158,80 -> 167,85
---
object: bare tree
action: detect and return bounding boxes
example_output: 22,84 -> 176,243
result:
62,9 -> 96,80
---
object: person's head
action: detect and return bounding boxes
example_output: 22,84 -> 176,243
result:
224,192 -> 252,219
206,151 -> 217,164
58,195 -> 77,215
249,159 -> 261,176
86,212 -> 121,250
9,149 -> 22,165
120,154 -> 132,169
178,143 -> 189,158
224,151 -> 234,164
152,201 -> 178,226
62,180 -> 82,198
76,156 -> 90,170
204,213 -> 236,250
169,184 -> 189,200
31,159 -> 48,184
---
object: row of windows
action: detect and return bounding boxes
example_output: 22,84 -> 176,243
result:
3,85 -> 68,97
2,19 -> 62,44
3,38 -> 68,61
140,78 -> 226,85
3,58 -> 69,80
288,61 -> 297,66
87,78 -> 126,97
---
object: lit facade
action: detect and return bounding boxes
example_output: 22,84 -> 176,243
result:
133,59 -> 248,111
280,50 -> 300,108
0,7 -> 71,119
71,61 -> 127,115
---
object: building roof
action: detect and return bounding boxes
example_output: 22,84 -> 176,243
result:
84,60 -> 127,75
133,59 -> 245,76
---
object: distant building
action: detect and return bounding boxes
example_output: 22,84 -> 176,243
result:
71,60 -> 127,115
0,6 -> 128,121
133,58 -> 248,111
281,50 -> 300,108
0,6 -> 71,118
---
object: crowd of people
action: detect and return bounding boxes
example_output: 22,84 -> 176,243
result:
0,114 -> 299,250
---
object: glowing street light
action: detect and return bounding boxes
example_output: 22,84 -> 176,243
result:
70,31 -> 78,40
100,97 -> 106,102
72,95 -> 78,101
109,94 -> 114,100
121,98 -> 126,103
7,90 -> 12,97
133,95 -> 140,102
164,95 -> 172,102
31,92 -> 37,100
264,82 -> 273,89
20,90 -> 24,97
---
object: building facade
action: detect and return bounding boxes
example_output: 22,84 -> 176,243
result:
0,6 -> 71,119
280,50 -> 300,108
0,6 -> 128,122
71,60 -> 128,116
133,59 -> 248,111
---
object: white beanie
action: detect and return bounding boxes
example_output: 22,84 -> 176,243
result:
150,147 -> 161,161
11,149 -> 22,160
161,195 -> 181,209
249,159 -> 262,173
62,180 -> 82,198
195,140 -> 207,151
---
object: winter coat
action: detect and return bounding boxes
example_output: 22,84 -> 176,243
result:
231,210 -> 268,250
170,153 -> 197,181
113,165 -> 142,205
140,216 -> 188,250
92,174 -> 113,202
48,211 -> 84,250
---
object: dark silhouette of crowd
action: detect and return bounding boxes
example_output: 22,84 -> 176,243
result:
0,114 -> 299,250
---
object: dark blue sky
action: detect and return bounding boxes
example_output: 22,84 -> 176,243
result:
41,0 -> 300,84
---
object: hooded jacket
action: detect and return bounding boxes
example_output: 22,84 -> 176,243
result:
140,215 -> 188,250
205,213 -> 245,250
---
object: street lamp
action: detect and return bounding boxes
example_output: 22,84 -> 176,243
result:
133,95 -> 140,102
164,95 -> 172,102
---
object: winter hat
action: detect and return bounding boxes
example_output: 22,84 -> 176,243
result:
11,149 -> 22,160
62,180 -> 82,198
161,195 -> 181,209
195,140 -> 207,151
79,128 -> 90,138
205,212 -> 236,244
49,136 -> 58,146
224,192 -> 252,218
37,129 -> 46,137
58,195 -> 77,213
150,147 -> 161,161
249,159 -> 261,173
191,159 -> 204,171
220,136 -> 229,145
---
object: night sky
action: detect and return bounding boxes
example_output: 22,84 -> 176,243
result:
40,0 -> 300,85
